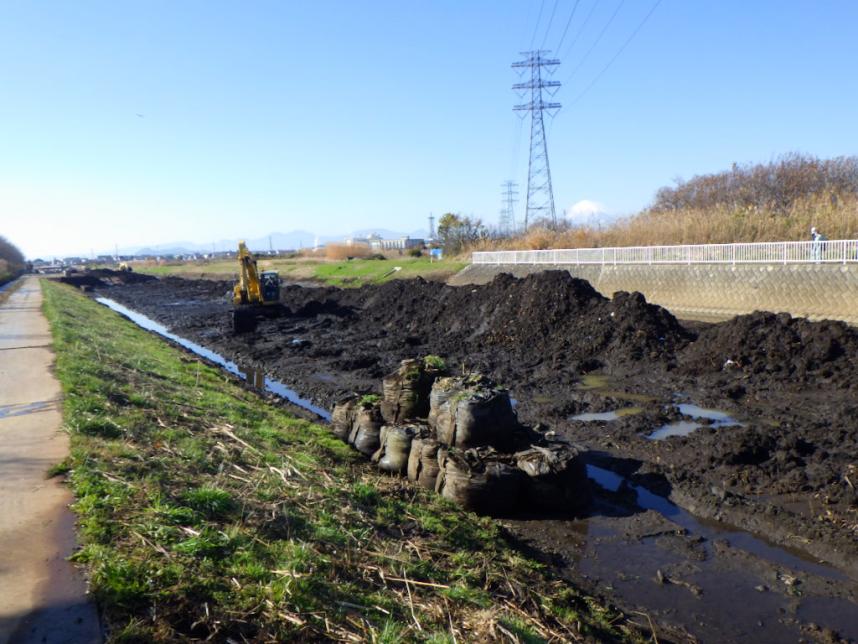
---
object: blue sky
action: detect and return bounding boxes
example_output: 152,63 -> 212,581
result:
2,1 -> 857,258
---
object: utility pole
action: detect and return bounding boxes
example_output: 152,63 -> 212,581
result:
513,50 -> 560,230
499,181 -> 519,235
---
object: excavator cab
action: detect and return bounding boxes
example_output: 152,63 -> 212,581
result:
260,271 -> 280,303
232,242 -> 283,333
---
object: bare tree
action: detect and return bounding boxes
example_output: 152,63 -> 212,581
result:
650,153 -> 858,214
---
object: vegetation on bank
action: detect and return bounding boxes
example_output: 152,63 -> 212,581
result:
0,235 -> 26,284
470,153 -> 858,252
137,255 -> 467,286
42,280 -> 637,642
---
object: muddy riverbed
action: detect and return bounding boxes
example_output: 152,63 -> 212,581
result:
82,271 -> 858,642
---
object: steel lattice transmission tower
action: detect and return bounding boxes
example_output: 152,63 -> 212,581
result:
499,180 -> 519,235
513,50 -> 560,229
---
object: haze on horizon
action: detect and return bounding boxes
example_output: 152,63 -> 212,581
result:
2,1 -> 856,259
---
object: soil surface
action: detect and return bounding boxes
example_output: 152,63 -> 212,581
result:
93,270 -> 858,642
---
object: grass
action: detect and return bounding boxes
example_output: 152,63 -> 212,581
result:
136,255 -> 467,287
42,280 -> 640,643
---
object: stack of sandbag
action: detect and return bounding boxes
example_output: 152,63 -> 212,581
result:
330,359 -> 591,518
331,396 -> 384,456
379,359 -> 442,424
435,447 -> 524,515
429,376 -> 518,450
514,442 -> 588,512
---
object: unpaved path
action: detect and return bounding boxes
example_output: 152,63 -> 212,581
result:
0,277 -> 100,643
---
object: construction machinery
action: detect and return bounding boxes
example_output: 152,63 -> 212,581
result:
232,241 -> 282,333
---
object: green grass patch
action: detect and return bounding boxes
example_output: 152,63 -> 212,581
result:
136,256 -> 467,287
42,280 -> 639,642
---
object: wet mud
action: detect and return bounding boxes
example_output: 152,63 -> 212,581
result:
94,271 -> 858,641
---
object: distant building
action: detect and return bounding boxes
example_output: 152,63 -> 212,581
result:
344,234 -> 423,251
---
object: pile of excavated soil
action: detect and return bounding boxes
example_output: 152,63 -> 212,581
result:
298,271 -> 693,368
59,269 -> 156,289
102,271 -> 695,414
680,310 -> 858,388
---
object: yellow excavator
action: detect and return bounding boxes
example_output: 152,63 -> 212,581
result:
232,241 -> 282,333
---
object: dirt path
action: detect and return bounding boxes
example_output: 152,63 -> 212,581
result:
0,277 -> 100,643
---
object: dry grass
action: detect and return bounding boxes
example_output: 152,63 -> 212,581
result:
470,193 -> 858,252
325,243 -> 372,260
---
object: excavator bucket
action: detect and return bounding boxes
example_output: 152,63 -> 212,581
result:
232,307 -> 258,334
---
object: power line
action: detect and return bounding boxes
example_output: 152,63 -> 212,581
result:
560,0 -> 601,59
566,0 -> 625,81
540,0 -> 562,49
568,0 -> 663,107
555,0 -> 582,53
509,115 -> 525,179
529,0 -> 547,48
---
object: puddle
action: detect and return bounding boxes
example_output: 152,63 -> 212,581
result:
96,298 -> 331,420
648,403 -> 741,440
576,374 -> 656,403
586,464 -> 846,582
677,403 -> 741,424
577,374 -> 611,390
569,407 -> 642,422
797,597 -> 858,637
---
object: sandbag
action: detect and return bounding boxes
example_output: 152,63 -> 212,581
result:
432,382 -> 518,450
380,359 -> 438,424
407,435 -> 442,489
515,442 -> 589,512
331,397 -> 357,441
372,425 -> 417,474
348,403 -> 384,456
427,377 -> 461,430
435,448 -> 524,515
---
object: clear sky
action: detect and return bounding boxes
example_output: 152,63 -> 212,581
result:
2,0 -> 857,258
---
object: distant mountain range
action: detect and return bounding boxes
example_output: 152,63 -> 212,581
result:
119,228 -> 431,257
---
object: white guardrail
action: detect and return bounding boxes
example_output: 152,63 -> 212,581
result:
472,240 -> 858,266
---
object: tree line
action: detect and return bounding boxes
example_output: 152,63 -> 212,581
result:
650,153 -> 858,214
0,236 -> 25,278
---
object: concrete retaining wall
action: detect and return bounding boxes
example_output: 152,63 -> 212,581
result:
449,263 -> 858,325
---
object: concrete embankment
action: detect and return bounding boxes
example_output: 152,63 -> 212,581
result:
450,262 -> 858,325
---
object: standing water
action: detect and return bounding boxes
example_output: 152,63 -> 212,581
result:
96,297 -> 331,420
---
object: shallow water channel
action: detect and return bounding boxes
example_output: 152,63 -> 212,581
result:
96,296 -> 858,641
96,298 -> 331,420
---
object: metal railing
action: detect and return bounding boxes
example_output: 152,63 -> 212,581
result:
472,240 -> 858,266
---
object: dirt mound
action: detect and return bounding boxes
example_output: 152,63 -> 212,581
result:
309,271 -> 692,369
60,269 -> 156,289
681,311 -> 858,387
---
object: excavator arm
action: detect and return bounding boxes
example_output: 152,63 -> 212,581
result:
233,241 -> 263,306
